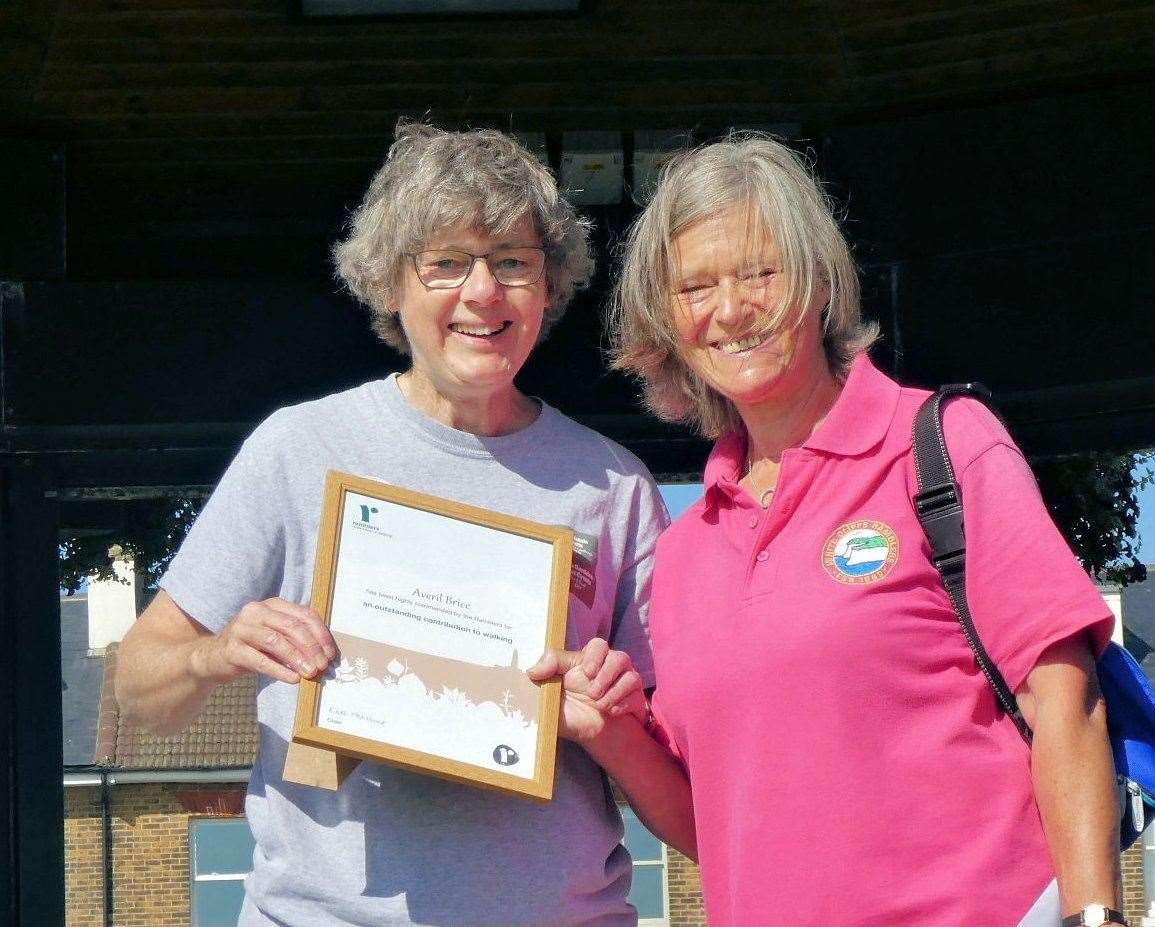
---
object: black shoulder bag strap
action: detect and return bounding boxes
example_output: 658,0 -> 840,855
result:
912,383 -> 1034,745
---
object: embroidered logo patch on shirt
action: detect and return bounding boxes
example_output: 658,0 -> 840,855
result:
821,520 -> 899,584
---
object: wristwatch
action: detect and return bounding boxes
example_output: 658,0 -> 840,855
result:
1060,904 -> 1129,926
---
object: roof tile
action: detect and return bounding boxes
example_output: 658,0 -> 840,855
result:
99,643 -> 257,770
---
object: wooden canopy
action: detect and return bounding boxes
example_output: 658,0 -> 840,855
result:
2,4 -> 1154,923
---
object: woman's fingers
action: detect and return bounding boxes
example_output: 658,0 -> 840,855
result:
527,649 -> 575,681
225,599 -> 335,680
527,641 -> 649,742
528,639 -> 616,687
211,620 -> 300,683
595,669 -> 644,714
263,598 -> 337,659
580,638 -> 610,678
240,645 -> 304,685
526,650 -> 558,681
261,598 -> 337,672
606,690 -> 647,720
584,647 -> 632,701
531,641 -> 647,731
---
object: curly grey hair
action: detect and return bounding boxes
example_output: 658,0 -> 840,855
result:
335,121 -> 595,354
609,133 -> 879,439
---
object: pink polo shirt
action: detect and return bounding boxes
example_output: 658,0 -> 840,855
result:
648,354 -> 1113,926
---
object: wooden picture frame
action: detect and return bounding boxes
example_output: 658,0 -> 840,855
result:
292,470 -> 573,801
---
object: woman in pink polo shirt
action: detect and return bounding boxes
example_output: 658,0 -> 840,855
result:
605,135 -> 1122,926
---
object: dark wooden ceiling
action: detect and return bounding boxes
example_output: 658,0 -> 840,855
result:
6,1 -> 1155,162
2,1 -> 1154,466
5,0 -> 1154,280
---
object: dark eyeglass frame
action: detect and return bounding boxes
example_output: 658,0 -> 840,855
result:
405,247 -> 548,290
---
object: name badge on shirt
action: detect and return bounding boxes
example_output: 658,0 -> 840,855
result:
569,531 -> 598,607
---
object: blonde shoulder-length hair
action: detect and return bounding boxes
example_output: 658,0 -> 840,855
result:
609,133 -> 878,438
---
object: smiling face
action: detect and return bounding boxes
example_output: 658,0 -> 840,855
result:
395,215 -> 549,405
668,205 -> 828,418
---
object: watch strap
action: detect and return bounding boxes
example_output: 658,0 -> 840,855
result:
1060,905 -> 1128,926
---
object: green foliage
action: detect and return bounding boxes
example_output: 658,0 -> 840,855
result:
55,453 -> 1152,592
58,496 -> 203,595
1032,451 -> 1152,587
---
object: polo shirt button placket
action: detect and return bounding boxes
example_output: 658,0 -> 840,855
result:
756,550 -> 769,562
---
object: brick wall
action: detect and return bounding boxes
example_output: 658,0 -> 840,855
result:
65,782 -> 249,927
662,844 -> 1154,927
110,784 -> 194,926
1123,840 -> 1147,926
666,849 -> 705,927
67,783 -> 1150,926
64,787 -> 105,927
74,783 -> 698,926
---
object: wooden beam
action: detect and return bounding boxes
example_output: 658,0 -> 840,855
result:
0,462 -> 65,927
38,54 -> 833,93
31,74 -> 839,119
835,0 -> 1151,45
846,8 -> 1155,75
27,100 -> 833,140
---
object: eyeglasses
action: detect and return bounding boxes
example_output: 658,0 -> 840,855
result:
407,247 -> 547,289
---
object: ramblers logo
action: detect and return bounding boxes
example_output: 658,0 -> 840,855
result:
350,502 -> 390,537
821,520 -> 899,584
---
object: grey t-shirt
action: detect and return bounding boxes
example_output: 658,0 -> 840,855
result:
161,375 -> 669,927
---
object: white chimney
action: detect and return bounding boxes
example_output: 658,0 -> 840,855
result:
87,548 -> 143,655
1099,584 -> 1125,646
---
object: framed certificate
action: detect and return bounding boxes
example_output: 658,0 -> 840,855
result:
292,471 -> 573,801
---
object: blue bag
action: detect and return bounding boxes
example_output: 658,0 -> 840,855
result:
1099,642 -> 1155,846
913,384 -> 1155,850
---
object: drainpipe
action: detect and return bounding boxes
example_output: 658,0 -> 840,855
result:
101,771 -> 113,927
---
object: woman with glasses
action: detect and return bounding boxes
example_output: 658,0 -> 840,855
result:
115,122 -> 693,927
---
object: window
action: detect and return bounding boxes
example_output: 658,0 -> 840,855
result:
621,806 -> 669,925
190,818 -> 256,927
187,812 -> 667,922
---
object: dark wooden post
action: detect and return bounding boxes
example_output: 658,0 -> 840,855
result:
1,138 -> 67,927
0,459 -> 64,927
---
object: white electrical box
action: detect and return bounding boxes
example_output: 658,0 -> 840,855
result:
560,132 -> 624,206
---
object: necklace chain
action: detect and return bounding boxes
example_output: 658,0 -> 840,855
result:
745,445 -> 776,509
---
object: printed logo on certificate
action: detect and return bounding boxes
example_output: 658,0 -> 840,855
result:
292,471 -> 572,801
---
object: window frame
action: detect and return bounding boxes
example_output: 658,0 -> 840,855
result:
188,815 -> 255,927
620,804 -> 670,927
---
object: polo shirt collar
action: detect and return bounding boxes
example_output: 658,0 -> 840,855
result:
702,352 -> 900,505
702,431 -> 746,501
801,352 -> 901,457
